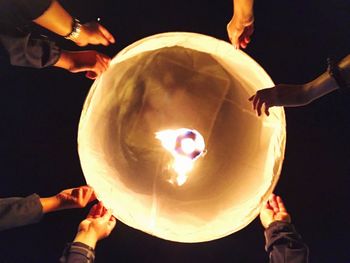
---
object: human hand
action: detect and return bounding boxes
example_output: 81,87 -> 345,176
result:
75,21 -> 115,47
56,50 -> 111,79
338,54 -> 350,84
227,15 -> 254,49
260,194 -> 291,229
73,202 -> 117,248
40,185 -> 96,213
249,84 -> 311,116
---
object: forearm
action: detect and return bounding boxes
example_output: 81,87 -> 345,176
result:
33,0 -> 74,37
232,0 -> 254,21
39,195 -> 63,213
304,71 -> 338,103
73,230 -> 98,249
0,0 -> 53,30
308,54 -> 350,100
53,50 -> 74,71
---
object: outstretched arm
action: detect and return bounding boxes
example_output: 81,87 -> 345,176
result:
260,194 -> 309,263
32,0 -> 74,38
0,32 -> 110,79
0,186 -> 96,231
227,0 -> 254,49
40,185 -> 96,213
33,0 -> 115,46
249,54 -> 350,116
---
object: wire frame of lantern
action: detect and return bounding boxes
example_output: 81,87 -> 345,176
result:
78,32 -> 286,243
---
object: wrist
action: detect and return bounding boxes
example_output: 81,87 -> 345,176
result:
73,229 -> 98,249
64,18 -> 82,42
234,13 -> 254,24
262,220 -> 273,229
40,196 -> 61,213
300,83 -> 314,104
73,23 -> 90,46
53,50 -> 75,71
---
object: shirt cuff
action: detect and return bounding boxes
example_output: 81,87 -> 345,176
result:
264,221 -> 299,252
60,242 -> 96,263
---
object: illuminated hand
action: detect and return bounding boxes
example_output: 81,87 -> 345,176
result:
40,185 -> 96,213
249,84 -> 311,116
75,21 -> 115,47
56,50 -> 111,79
74,202 -> 117,248
55,186 -> 96,209
227,15 -> 254,49
260,194 -> 291,229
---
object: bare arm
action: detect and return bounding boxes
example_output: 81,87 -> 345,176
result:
227,0 -> 255,49
232,0 -> 254,19
40,186 -> 96,213
33,0 -> 115,46
249,54 -> 350,116
33,0 -> 74,37
299,54 -> 350,102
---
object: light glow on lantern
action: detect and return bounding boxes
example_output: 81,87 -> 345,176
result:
78,32 -> 286,243
155,128 -> 205,186
181,138 -> 196,154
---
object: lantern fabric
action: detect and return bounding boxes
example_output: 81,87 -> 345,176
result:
78,32 -> 286,243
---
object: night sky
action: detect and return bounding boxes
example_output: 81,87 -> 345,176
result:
0,0 -> 350,262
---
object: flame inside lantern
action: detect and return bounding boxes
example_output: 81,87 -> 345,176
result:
155,128 -> 205,186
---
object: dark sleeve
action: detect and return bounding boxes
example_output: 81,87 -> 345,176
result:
264,221 -> 309,263
0,0 -> 53,29
59,242 -> 95,263
0,194 -> 43,231
0,31 -> 61,68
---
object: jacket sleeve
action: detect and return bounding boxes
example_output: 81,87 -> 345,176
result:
0,0 -> 53,29
0,31 -> 61,68
59,242 -> 96,263
265,221 -> 309,263
0,194 -> 43,231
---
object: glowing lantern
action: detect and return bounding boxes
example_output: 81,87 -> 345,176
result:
78,32 -> 286,243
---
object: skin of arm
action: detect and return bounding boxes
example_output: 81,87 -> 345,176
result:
232,0 -> 254,20
53,50 -> 111,79
40,186 -> 96,214
249,54 -> 350,116
227,0 -> 255,49
33,0 -> 74,37
33,0 -> 115,46
72,202 -> 117,249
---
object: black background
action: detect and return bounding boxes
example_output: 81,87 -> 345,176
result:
0,0 -> 349,262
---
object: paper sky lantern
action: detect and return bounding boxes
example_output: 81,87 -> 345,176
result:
78,32 -> 286,243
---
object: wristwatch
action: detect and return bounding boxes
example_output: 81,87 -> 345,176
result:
64,18 -> 82,41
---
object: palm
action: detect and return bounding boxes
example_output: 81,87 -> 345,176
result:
78,218 -> 93,233
78,202 -> 117,241
260,194 -> 291,228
